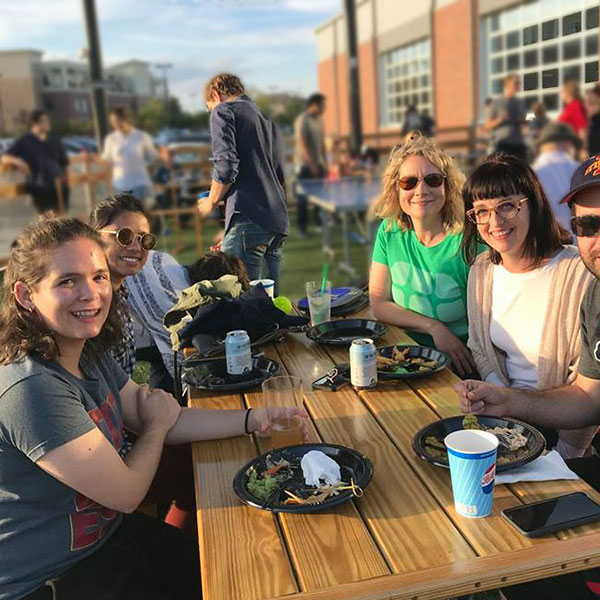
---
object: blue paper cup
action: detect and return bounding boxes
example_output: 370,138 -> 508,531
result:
445,429 -> 499,518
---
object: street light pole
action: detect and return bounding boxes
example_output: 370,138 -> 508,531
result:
344,0 -> 362,156
155,63 -> 173,127
82,0 -> 108,147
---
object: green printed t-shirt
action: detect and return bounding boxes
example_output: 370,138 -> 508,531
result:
372,220 -> 471,346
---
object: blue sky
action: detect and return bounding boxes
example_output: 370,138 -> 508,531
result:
0,0 -> 340,111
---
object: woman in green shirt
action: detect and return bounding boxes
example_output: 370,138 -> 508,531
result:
369,131 -> 476,375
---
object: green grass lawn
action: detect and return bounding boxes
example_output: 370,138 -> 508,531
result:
154,206 -> 370,302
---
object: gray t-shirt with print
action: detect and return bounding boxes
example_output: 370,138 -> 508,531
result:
579,278 -> 600,380
0,353 -> 128,600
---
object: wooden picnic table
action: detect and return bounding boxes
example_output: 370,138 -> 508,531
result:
188,309 -> 600,600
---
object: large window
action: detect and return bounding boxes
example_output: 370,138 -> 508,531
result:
379,38 -> 432,128
482,0 -> 598,116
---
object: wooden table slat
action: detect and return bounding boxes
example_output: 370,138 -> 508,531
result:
189,390 -> 298,600
244,386 -> 391,591
304,389 -> 476,572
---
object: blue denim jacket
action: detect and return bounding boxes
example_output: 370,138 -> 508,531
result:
211,95 -> 288,235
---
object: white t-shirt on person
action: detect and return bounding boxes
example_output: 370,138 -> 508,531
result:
488,249 -> 566,389
102,128 -> 158,190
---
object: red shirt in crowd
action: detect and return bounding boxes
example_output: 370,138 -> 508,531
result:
559,99 -> 588,135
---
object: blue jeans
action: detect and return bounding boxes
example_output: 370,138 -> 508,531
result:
222,214 -> 286,295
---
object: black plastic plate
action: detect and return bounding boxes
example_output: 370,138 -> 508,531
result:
182,356 -> 280,391
413,416 -> 546,472
233,443 -> 373,513
306,319 -> 387,345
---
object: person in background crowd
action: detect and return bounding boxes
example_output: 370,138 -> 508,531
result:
369,131 -> 478,376
532,122 -> 581,232
101,106 -> 159,206
401,105 -> 423,137
456,155 -> 600,600
585,84 -> 600,156
294,93 -> 328,237
461,153 -> 595,459
527,101 -> 549,147
0,216 -> 305,599
419,108 -> 435,138
197,74 -> 288,294
485,74 -> 527,161
559,81 -> 588,147
1,109 -> 69,214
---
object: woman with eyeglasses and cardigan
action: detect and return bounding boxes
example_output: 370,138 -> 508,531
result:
461,153 -> 596,459
369,131 -> 482,376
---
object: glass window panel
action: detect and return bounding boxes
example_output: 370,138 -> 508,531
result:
491,35 -> 504,52
421,91 -> 429,104
587,6 -> 599,30
412,77 -> 418,88
491,56 -> 504,74
542,19 -> 559,40
586,61 -> 599,83
525,95 -> 540,109
543,45 -> 559,63
586,35 -> 599,56
412,94 -> 419,105
542,68 -> 559,88
402,63 -> 409,75
543,93 -> 559,110
524,72 -> 539,91
421,74 -> 429,87
490,13 -> 500,32
562,64 -> 580,83
524,49 -> 538,67
421,59 -> 429,70
492,78 -> 504,94
562,12 -> 582,36
523,25 -> 538,45
563,39 -> 581,60
507,53 -> 520,70
506,30 -> 520,49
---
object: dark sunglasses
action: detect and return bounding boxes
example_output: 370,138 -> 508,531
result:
99,227 -> 156,250
398,173 -> 445,191
571,215 -> 600,238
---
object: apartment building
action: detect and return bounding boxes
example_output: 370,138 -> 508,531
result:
316,0 -> 599,150
0,50 -> 162,134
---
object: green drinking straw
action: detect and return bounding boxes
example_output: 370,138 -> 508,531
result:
321,263 -> 329,294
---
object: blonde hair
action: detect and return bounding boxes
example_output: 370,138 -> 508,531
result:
371,130 -> 465,232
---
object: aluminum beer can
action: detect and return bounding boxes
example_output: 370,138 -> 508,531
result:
225,330 -> 252,375
350,338 -> 377,389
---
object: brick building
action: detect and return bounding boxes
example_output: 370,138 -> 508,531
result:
316,0 -> 599,151
0,50 -> 162,134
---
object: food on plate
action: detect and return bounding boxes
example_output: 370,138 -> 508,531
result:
376,346 -> 439,373
244,451 -> 362,508
423,416 -> 531,466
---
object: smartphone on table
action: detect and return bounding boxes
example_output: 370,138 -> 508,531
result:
502,492 -> 600,537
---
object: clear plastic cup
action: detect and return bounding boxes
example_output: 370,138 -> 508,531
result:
305,280 -> 331,326
262,376 -> 304,449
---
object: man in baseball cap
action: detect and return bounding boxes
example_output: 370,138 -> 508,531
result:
455,156 -> 600,597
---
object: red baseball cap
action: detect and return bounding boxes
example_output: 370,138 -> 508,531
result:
561,155 -> 600,205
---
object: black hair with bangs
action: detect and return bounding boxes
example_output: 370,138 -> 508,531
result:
461,153 -> 571,266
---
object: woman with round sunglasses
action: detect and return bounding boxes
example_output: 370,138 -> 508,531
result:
370,131 -> 479,376
89,193 -> 158,378
461,153 -> 595,458
0,217 -> 306,599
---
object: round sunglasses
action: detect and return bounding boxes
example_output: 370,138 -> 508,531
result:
99,227 -> 156,250
398,173 -> 445,191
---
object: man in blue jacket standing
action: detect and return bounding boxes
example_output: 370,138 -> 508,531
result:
197,73 -> 288,293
